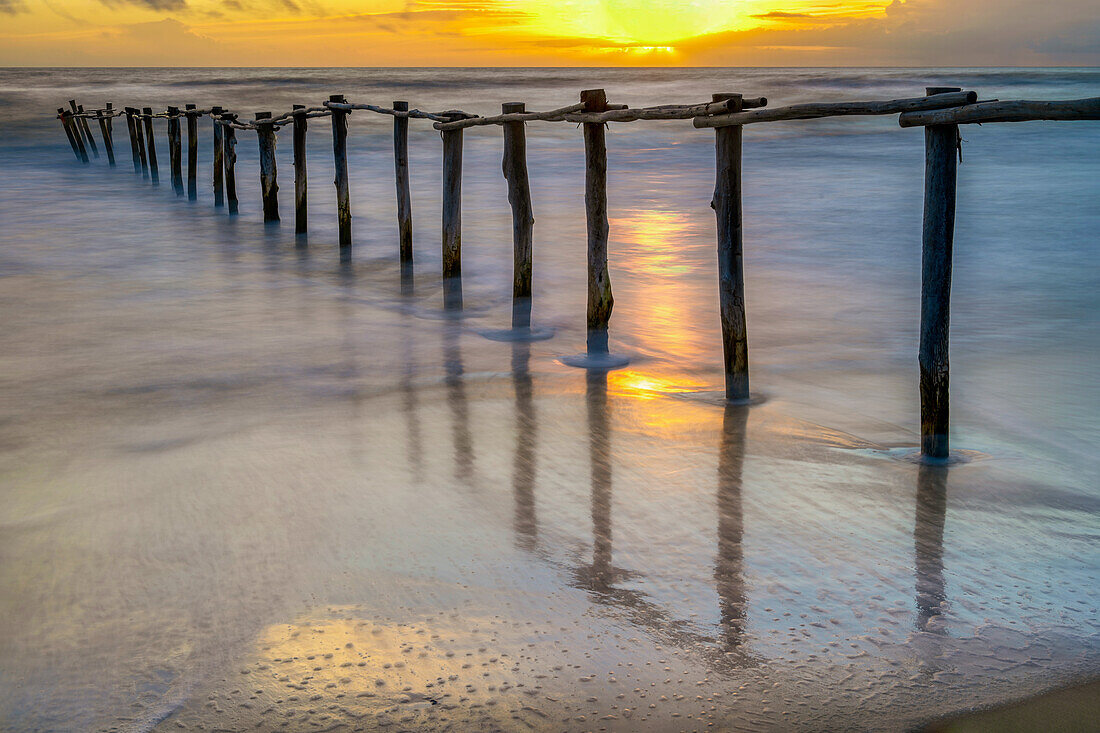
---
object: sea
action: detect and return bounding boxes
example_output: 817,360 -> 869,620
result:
0,67 -> 1098,731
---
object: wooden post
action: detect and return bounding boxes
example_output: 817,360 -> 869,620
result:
167,106 -> 184,196
712,93 -> 750,402
441,112 -> 464,310
70,101 -> 99,159
502,101 -> 535,330
581,90 -> 614,354
58,109 -> 84,162
222,114 -> 239,215
97,104 -> 116,167
920,87 -> 960,460
130,108 -> 149,178
123,108 -> 141,174
211,106 -> 225,207
292,105 -> 308,234
254,112 -> 280,222
142,107 -> 159,185
329,95 -> 352,253
185,104 -> 199,201
393,100 -> 413,263
66,101 -> 91,157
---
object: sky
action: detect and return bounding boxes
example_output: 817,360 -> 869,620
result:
1,0 -> 1097,66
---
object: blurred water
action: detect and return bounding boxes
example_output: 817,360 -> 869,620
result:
0,68 -> 1098,731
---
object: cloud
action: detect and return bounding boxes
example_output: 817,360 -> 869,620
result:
0,0 -> 25,14
751,12 -> 813,19
98,0 -> 189,11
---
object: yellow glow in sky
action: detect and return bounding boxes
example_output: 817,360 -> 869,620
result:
0,0 -> 1093,66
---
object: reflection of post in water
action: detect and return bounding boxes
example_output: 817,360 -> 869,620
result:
588,369 -> 613,588
716,404 -> 749,649
401,310 -> 424,484
443,321 -> 474,483
512,341 -> 538,549
915,463 -> 948,633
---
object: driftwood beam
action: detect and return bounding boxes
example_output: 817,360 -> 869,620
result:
329,95 -> 352,253
167,106 -> 184,196
695,91 -> 978,128
501,101 -> 535,329
441,111 -> 464,310
711,93 -> 750,401
292,105 -> 308,234
582,88 -> 613,355
142,107 -> 159,185
899,97 -> 1100,127
433,98 -> 769,131
211,105 -> 225,206
222,114 -> 239,215
919,87 -> 961,459
393,100 -> 413,263
185,103 -> 199,200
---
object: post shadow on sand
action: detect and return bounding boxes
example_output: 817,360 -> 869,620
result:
716,403 -> 750,650
915,462 -> 948,634
569,369 -> 633,592
512,340 -> 538,551
443,318 -> 474,484
401,304 -> 425,484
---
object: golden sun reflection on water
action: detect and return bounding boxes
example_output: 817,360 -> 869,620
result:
608,370 -> 704,400
611,207 -> 714,363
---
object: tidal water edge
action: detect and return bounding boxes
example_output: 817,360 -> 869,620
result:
0,68 -> 1098,731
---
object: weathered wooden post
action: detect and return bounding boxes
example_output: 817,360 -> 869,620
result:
582,89 -> 613,355
58,109 -> 84,162
712,93 -> 750,402
211,105 -> 225,207
393,100 -> 413,263
185,104 -> 199,200
222,114 -> 239,215
502,101 -> 535,330
97,104 -> 116,167
919,87 -> 960,459
329,94 -> 352,254
441,112 -> 464,310
123,108 -> 141,174
131,108 -> 149,179
254,112 -> 280,222
292,105 -> 308,234
167,106 -> 184,196
70,101 -> 99,159
142,107 -> 159,185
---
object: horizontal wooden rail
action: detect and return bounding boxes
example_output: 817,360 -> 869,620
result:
433,98 -> 767,131
694,91 -> 977,128
899,97 -> 1100,127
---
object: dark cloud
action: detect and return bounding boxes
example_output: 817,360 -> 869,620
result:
0,0 -> 26,15
98,0 -> 189,11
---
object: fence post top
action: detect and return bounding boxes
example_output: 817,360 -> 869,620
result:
502,101 -> 525,113
329,94 -> 346,103
394,101 -> 409,111
580,89 -> 607,112
211,105 -> 224,114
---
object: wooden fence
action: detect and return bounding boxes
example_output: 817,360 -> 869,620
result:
56,90 -> 1100,460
